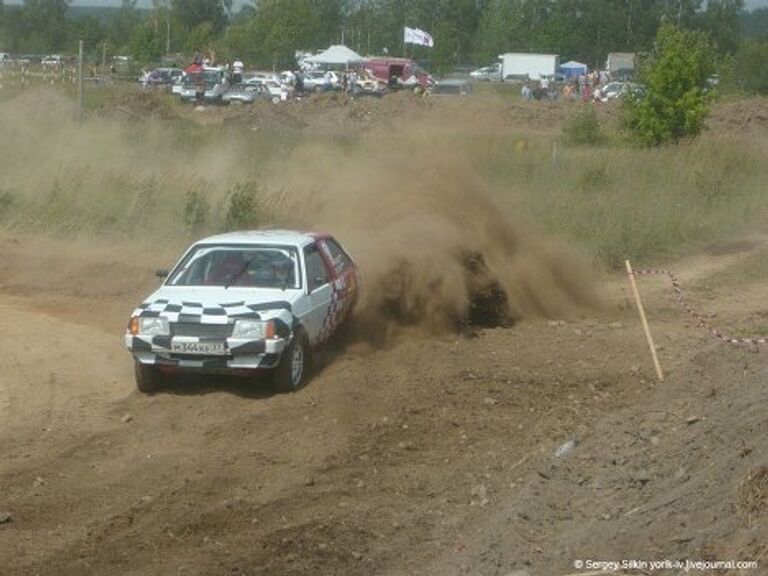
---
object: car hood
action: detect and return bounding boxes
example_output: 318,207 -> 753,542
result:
132,286 -> 303,322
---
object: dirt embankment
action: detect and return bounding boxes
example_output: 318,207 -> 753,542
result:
102,88 -> 768,138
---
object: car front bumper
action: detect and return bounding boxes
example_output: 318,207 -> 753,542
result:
125,333 -> 288,370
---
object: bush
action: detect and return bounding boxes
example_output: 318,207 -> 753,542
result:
624,24 -> 716,146
578,166 -> 610,191
224,182 -> 261,231
129,23 -> 162,63
125,177 -> 157,227
563,107 -> 605,147
732,41 -> 768,94
183,188 -> 210,232
0,189 -> 15,216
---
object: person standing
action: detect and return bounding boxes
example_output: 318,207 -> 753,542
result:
521,82 -> 532,101
232,59 -> 244,84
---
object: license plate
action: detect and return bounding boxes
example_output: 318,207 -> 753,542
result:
170,341 -> 227,355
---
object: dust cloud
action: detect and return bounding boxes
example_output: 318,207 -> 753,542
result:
0,90 -> 600,333
268,139 -> 601,331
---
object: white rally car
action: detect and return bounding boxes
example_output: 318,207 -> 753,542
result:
125,230 -> 358,393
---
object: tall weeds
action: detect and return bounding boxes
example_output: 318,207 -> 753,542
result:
1,89 -> 766,270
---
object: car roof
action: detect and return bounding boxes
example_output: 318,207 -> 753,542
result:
195,229 -> 324,247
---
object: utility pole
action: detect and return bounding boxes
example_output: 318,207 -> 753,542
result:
77,40 -> 84,123
166,17 -> 171,54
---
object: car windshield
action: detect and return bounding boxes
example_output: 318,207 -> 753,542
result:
168,244 -> 301,289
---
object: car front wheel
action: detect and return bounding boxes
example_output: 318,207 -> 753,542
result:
134,362 -> 163,394
273,330 -> 309,393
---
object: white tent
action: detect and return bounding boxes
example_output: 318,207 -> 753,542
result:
559,60 -> 588,78
305,45 -> 363,67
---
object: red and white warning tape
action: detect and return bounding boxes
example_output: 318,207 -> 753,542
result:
633,268 -> 768,346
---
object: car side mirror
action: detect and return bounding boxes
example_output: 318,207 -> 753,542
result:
309,277 -> 326,292
156,269 -> 169,279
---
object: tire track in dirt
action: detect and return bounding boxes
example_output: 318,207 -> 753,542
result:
3,233 -> 768,575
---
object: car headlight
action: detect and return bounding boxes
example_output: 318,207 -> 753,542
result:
137,317 -> 170,336
232,319 -> 275,339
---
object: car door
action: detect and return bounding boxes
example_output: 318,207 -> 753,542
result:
301,242 -> 333,344
318,237 -> 358,338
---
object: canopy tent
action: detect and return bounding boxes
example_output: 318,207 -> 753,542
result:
305,45 -> 363,67
559,61 -> 587,79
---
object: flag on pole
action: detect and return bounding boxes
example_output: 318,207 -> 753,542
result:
403,27 -> 434,48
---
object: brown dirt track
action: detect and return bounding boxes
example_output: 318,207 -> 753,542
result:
2,228 -> 768,576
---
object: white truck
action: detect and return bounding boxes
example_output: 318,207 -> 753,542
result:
606,53 -> 635,79
179,66 -> 230,103
498,53 -> 559,81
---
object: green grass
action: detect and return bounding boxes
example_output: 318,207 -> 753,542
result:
1,85 -> 767,271
475,132 -> 768,268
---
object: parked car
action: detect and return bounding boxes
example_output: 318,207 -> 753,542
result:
139,68 -> 182,87
431,79 -> 474,96
351,72 -> 385,97
303,70 -> 339,92
41,55 -> 65,67
125,230 -> 358,393
222,83 -> 274,104
594,81 -> 644,102
244,75 -> 292,101
13,54 -> 40,65
139,70 -> 166,87
469,63 -> 502,82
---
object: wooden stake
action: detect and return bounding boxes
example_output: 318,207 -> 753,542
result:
77,39 -> 84,123
625,259 -> 664,382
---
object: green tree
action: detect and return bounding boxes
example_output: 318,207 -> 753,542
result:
624,24 -> 716,146
314,0 -> 346,45
740,7 -> 768,40
474,0 -> 526,64
152,0 -> 172,54
253,0 -> 320,68
110,0 -> 141,52
184,21 -> 215,53
732,40 -> 768,93
71,15 -> 106,56
657,0 -> 702,27
220,21 -> 257,61
697,0 -> 744,53
130,20 -> 161,62
22,0 -> 70,52
0,2 -> 5,50
171,0 -> 226,34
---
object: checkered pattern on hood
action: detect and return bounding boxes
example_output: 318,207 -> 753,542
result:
134,299 -> 293,324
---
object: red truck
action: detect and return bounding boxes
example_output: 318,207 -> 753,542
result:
362,57 -> 434,89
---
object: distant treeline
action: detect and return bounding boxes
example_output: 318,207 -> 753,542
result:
0,0 -> 765,78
